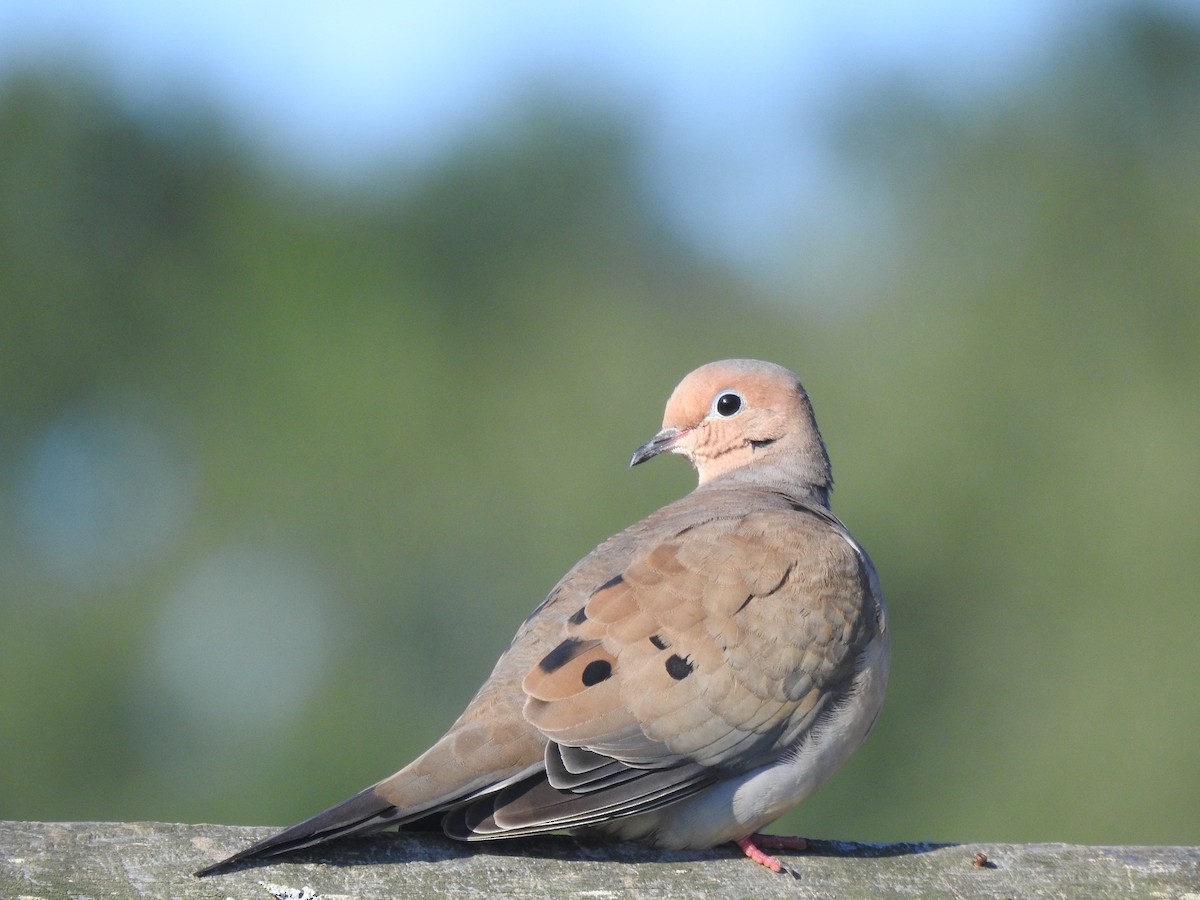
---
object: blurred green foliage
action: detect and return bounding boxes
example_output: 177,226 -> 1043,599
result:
1,6 -> 1197,847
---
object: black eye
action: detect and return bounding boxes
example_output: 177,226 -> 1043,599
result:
714,391 -> 743,417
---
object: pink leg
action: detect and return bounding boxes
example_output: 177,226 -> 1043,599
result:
735,833 -> 808,873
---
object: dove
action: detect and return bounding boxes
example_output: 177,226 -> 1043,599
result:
196,358 -> 889,876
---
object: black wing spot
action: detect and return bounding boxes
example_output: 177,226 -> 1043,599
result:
592,573 -> 624,595
539,638 -> 585,673
568,606 -> 588,626
581,659 -> 613,686
649,634 -> 669,650
665,654 -> 693,681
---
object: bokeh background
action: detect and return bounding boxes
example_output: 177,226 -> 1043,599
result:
2,0 -> 1197,848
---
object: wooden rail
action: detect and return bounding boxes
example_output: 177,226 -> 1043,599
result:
2,820 -> 1197,898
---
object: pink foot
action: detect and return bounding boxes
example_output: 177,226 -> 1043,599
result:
735,833 -> 808,873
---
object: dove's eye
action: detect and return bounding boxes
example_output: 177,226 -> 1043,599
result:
712,391 -> 744,418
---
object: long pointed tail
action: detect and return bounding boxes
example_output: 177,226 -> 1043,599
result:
195,786 -> 403,876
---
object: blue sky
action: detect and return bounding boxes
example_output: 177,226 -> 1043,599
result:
0,0 -> 1169,266
0,0 -> 1078,164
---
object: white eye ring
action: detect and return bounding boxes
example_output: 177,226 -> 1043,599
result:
710,390 -> 744,418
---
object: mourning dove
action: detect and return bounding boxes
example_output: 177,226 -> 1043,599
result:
196,359 -> 889,876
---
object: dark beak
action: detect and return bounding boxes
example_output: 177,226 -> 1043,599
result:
629,427 -> 682,467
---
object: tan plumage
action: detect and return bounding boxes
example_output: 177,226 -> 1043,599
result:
196,359 -> 889,876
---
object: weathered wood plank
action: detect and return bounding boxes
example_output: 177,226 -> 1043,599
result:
2,821 -> 1198,898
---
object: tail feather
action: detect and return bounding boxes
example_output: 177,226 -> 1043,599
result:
195,786 -> 403,876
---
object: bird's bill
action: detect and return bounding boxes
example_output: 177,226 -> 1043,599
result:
629,427 -> 683,467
